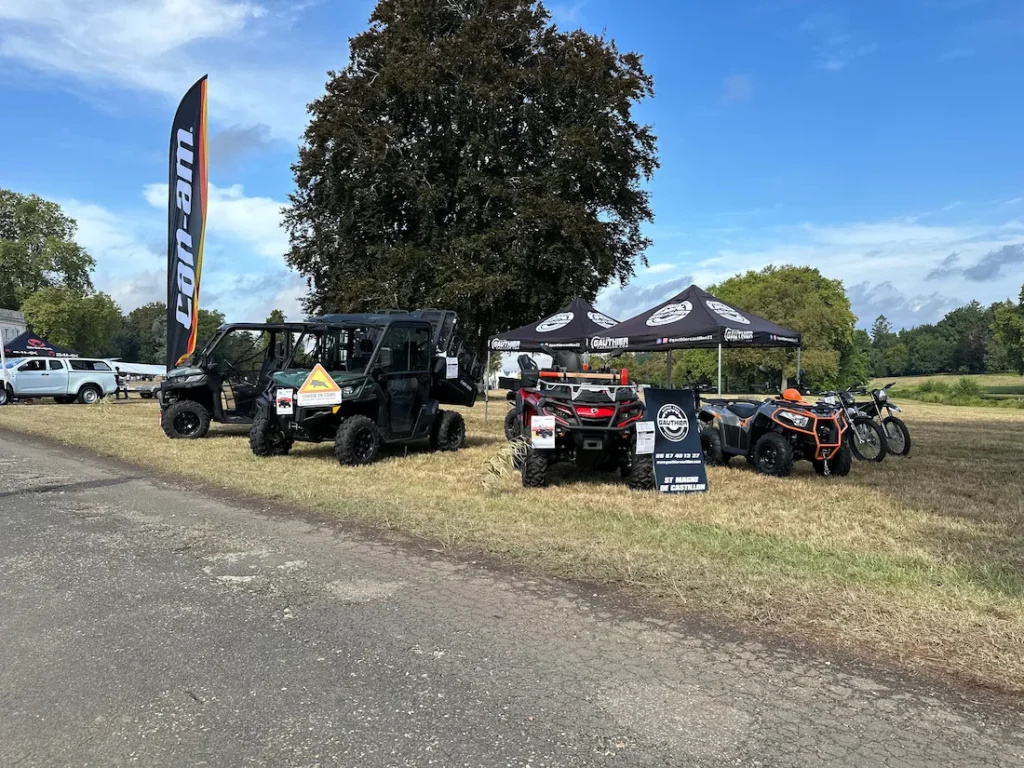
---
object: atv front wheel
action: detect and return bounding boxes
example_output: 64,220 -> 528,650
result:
161,400 -> 211,439
882,416 -> 912,457
751,432 -> 793,477
503,409 -> 521,441
814,438 -> 853,477
431,410 -> 466,452
249,404 -> 293,457
627,454 -> 655,491
848,417 -> 887,462
334,415 -> 380,466
700,426 -> 724,466
522,447 -> 549,488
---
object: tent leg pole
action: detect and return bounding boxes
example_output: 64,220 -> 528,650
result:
666,349 -> 673,388
484,350 -> 491,424
796,348 -> 802,387
717,344 -> 723,396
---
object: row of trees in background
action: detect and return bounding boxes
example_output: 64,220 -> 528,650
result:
869,298 -> 1023,378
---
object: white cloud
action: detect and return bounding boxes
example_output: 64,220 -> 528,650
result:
143,182 -> 289,259
646,263 -> 676,274
0,0 -> 331,139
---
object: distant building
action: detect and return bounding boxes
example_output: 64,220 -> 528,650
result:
0,308 -> 26,345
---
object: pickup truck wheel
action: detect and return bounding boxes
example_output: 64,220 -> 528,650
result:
77,385 -> 102,405
0,386 -> 9,406
161,400 -> 212,439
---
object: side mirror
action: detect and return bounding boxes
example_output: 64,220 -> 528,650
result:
377,347 -> 393,370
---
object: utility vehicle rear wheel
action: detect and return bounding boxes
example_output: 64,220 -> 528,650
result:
431,410 -> 466,452
77,385 -> 101,405
626,453 -> 655,491
249,405 -> 293,457
848,417 -> 887,462
334,415 -> 380,466
503,409 -> 521,440
700,426 -> 724,466
161,400 -> 211,439
814,438 -> 853,477
751,432 -> 793,477
882,416 -> 912,457
522,447 -> 549,488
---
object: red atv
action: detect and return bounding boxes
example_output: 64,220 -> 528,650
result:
503,352 -> 654,490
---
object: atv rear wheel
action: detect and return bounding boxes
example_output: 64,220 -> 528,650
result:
848,417 -> 886,462
700,426 -> 724,466
814,437 -> 853,477
503,409 -> 521,441
161,400 -> 211,439
751,432 -> 793,477
334,415 -> 380,466
882,416 -> 912,457
522,447 -> 549,488
431,410 -> 466,452
249,404 -> 293,457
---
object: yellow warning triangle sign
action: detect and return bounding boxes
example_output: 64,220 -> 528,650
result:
297,363 -> 341,394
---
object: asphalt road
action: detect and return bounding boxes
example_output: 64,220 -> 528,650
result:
1,432 -> 1022,767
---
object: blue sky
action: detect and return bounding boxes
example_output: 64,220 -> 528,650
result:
1,0 -> 1022,330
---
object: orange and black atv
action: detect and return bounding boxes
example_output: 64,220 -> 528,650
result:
698,388 -> 852,477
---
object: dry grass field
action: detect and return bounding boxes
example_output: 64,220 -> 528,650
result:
2,397 -> 1023,692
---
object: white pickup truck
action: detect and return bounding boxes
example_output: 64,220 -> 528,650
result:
0,357 -> 117,405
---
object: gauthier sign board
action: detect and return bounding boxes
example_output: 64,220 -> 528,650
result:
640,387 -> 709,494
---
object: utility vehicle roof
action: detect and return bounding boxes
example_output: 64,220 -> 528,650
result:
312,310 -> 450,326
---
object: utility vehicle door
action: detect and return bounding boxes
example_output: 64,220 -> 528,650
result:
375,323 -> 433,439
207,327 -> 290,419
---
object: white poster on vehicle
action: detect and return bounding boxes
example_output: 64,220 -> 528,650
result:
275,388 -> 294,415
445,356 -> 459,379
530,415 -> 556,449
635,421 -> 655,455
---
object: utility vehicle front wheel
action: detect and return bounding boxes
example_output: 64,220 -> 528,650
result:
522,447 -> 549,488
883,416 -> 912,457
751,432 -> 794,477
814,438 -> 853,477
161,400 -> 211,439
249,405 -> 293,457
626,453 -> 655,491
431,410 -> 466,452
334,415 -> 380,466
848,417 -> 887,462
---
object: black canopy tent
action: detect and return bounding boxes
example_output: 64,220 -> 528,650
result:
2,328 -> 78,358
589,284 -> 802,394
488,298 -> 619,353
484,298 -> 620,421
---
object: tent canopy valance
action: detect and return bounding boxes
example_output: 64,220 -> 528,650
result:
2,328 -> 78,358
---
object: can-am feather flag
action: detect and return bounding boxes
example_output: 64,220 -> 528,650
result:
166,75 -> 208,369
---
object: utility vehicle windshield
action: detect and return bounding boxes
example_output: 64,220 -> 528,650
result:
289,326 -> 384,374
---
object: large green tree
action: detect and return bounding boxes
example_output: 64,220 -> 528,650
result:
993,288 -> 1024,374
21,287 -> 121,358
114,302 -> 227,364
0,189 -> 95,310
286,0 -> 658,351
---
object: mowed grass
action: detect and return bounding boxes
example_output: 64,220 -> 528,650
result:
2,398 -> 1024,692
871,372 -> 1024,393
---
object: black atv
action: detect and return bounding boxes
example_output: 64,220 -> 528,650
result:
248,311 -> 482,466
506,351 -> 653,491
159,322 -> 309,439
698,387 -> 852,478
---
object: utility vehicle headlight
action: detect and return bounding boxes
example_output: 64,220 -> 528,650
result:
342,386 -> 357,396
181,374 -> 206,385
780,411 -> 810,428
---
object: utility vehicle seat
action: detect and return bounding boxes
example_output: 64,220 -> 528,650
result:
551,350 -> 583,373
726,402 -> 758,419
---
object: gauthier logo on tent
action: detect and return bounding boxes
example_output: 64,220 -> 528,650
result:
491,339 -> 521,351
646,301 -> 693,327
587,311 -> 618,329
706,300 -> 750,325
656,403 -> 689,441
536,312 -> 574,332
724,328 -> 754,341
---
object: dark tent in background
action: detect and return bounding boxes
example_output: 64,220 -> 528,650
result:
488,298 -> 619,353
590,285 -> 802,393
2,328 -> 78,358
